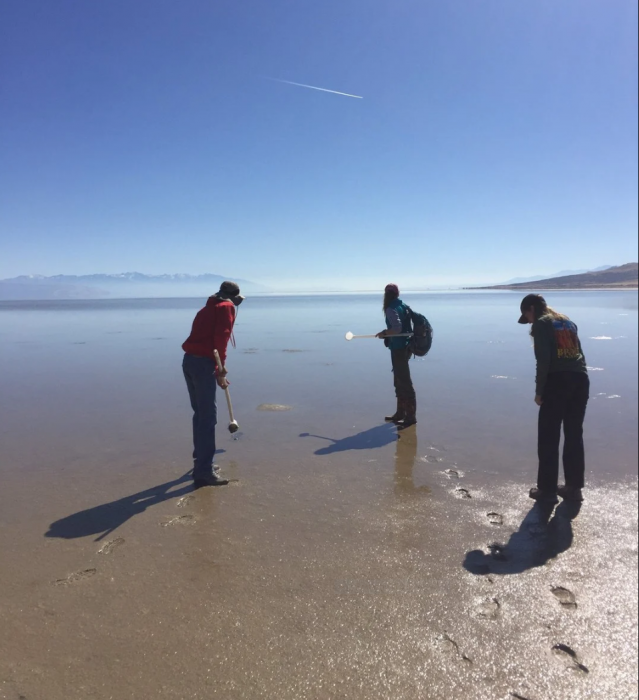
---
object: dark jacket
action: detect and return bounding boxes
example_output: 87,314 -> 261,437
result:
532,315 -> 588,396
385,298 -> 412,351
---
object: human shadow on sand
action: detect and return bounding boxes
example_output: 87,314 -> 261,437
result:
300,424 -> 398,455
464,501 -> 582,576
45,471 -> 194,542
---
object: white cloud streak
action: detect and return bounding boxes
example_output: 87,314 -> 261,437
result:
267,78 -> 363,100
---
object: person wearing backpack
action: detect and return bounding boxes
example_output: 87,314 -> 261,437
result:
376,284 -> 417,428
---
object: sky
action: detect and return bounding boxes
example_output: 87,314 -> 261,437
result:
0,0 -> 637,291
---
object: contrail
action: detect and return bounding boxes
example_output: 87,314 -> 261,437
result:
267,77 -> 363,100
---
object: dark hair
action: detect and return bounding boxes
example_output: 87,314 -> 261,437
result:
383,288 -> 399,313
525,295 -> 547,320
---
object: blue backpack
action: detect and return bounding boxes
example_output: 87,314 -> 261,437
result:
405,306 -> 433,357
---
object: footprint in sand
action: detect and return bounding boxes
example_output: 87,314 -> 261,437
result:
421,455 -> 443,464
444,469 -> 460,479
98,538 -> 125,555
177,495 -> 195,509
455,488 -> 472,499
510,694 -> 532,700
434,634 -> 473,666
162,515 -> 196,527
487,512 -> 504,526
54,569 -> 97,586
551,587 -> 577,608
551,644 -> 589,674
475,598 -> 501,620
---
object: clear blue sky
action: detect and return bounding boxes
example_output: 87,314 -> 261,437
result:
1,0 -> 637,290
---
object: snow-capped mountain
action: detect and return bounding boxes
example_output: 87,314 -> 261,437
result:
0,273 -> 265,300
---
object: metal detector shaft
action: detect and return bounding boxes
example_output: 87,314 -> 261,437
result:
213,350 -> 239,432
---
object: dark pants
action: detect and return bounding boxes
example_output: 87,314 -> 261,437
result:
538,372 -> 590,492
391,348 -> 416,401
182,353 -> 218,480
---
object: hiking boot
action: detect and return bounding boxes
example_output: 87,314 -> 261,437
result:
194,474 -> 229,488
385,399 -> 405,424
529,488 -> 559,504
558,485 -> 584,502
398,399 -> 417,429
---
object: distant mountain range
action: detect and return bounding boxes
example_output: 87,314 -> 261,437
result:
475,263 -> 638,291
0,273 -> 266,300
499,265 -> 613,285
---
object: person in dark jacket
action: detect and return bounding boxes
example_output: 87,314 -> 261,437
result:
376,284 -> 416,428
182,281 -> 244,488
519,294 -> 589,503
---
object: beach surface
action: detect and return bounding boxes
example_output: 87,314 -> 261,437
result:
1,291 -> 637,700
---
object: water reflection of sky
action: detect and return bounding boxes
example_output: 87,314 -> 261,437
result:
0,291 -> 637,482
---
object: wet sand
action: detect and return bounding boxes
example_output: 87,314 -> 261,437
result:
1,430 -> 637,700
1,293 -> 637,699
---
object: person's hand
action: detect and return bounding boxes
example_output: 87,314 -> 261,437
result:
217,375 -> 230,390
535,395 -> 543,406
375,331 -> 387,339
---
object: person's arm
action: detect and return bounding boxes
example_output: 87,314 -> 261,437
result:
377,307 -> 403,338
212,304 -> 236,369
533,320 -> 552,403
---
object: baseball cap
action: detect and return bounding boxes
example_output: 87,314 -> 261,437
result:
518,294 -> 547,324
218,281 -> 245,305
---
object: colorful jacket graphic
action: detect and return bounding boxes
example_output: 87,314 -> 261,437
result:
532,315 -> 588,396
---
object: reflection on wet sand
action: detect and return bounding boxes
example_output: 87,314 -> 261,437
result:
394,428 -> 431,496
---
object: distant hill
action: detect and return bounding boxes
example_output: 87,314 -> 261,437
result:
499,265 -> 613,285
473,263 -> 638,290
0,273 -> 266,300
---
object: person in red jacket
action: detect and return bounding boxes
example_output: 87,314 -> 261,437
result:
182,281 -> 244,487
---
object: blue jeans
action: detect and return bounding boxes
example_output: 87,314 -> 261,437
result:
182,354 -> 218,480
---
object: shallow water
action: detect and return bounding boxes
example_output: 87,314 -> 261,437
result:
0,291 -> 636,486
0,291 -> 637,700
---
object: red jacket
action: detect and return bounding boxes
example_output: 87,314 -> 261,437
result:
182,296 -> 236,367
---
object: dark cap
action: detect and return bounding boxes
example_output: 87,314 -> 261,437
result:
385,283 -> 400,297
518,293 -> 547,324
219,281 -> 240,297
218,281 -> 244,306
